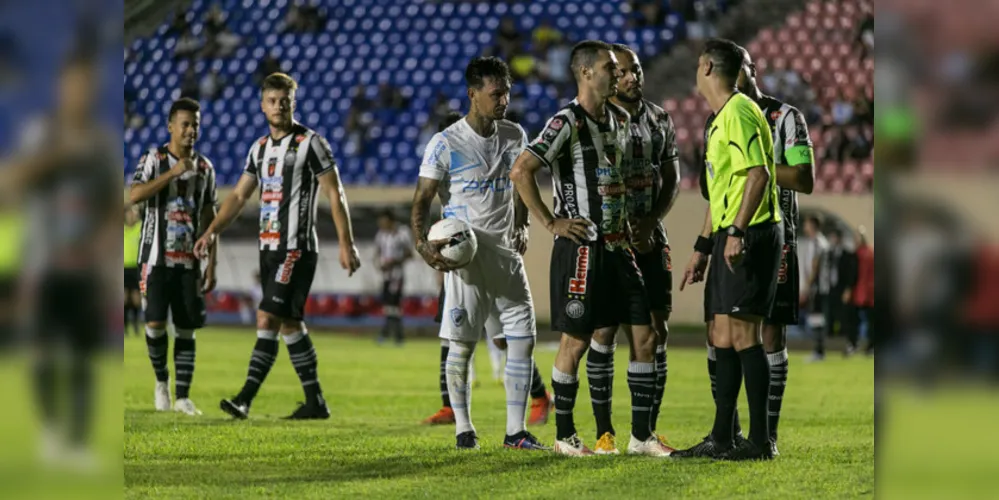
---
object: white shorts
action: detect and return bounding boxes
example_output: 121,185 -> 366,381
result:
439,247 -> 536,343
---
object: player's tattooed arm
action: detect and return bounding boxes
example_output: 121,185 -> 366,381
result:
774,110 -> 815,194
411,176 -> 459,271
512,190 -> 530,255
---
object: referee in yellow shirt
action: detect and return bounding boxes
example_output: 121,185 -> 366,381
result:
675,39 -> 783,461
124,205 -> 143,337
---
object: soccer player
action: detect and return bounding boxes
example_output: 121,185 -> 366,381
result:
411,57 -> 546,450
732,45 -> 815,454
675,39 -> 783,461
510,40 -> 671,457
128,97 -> 219,416
124,205 -> 143,337
194,72 -> 362,420
580,44 -> 682,454
374,209 -> 412,345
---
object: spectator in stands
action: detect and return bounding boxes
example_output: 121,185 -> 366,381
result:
543,38 -> 572,86
856,12 -> 874,60
352,85 -> 373,113
254,53 -> 285,85
496,17 -> 522,60
630,0 -> 667,28
180,66 -> 200,100
200,68 -> 225,100
167,11 -> 190,38
852,226 -> 874,354
532,20 -> 562,50
853,89 -> 873,126
844,125 -> 873,162
510,48 -> 539,82
683,0 -> 721,39
174,28 -> 202,60
204,3 -> 226,40
283,1 -> 325,33
377,82 -> 407,110
831,90 -> 855,126
345,108 -> 372,156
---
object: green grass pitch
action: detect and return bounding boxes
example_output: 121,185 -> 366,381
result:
124,328 -> 874,499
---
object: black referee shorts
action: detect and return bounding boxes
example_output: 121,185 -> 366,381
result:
705,222 -> 783,320
634,240 -> 673,313
551,238 -> 651,335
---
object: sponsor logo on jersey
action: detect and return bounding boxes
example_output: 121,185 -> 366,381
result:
462,176 -> 511,193
565,299 -> 585,319
568,246 -> 590,295
777,244 -> 790,284
260,232 -> 281,247
450,307 -> 467,327
275,250 -> 302,285
561,184 -> 578,215
262,190 -> 283,203
598,183 -> 627,196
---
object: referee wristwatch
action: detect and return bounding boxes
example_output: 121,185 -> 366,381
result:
726,226 -> 746,238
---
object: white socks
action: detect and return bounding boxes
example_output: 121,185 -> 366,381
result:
503,336 -> 534,436
446,341 -> 476,435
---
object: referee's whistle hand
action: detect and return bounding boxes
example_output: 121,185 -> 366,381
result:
724,236 -> 744,272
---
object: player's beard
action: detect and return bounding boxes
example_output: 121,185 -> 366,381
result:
616,86 -> 643,104
268,114 -> 292,130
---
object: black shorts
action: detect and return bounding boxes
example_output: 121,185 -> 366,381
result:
765,244 -> 800,326
434,285 -> 445,324
381,277 -> 404,307
259,250 -> 318,321
36,271 -> 103,351
634,241 -> 673,313
705,222 -> 783,319
142,266 -> 207,329
124,267 -> 140,291
551,238 -> 651,335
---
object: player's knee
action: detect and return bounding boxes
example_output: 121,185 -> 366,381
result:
255,310 -> 279,331
279,319 -> 305,334
146,321 -> 167,331
762,325 -> 787,353
559,333 -> 589,361
591,327 -> 616,346
729,314 -> 763,351
651,311 -> 670,345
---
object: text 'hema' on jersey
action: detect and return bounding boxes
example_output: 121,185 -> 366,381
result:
525,99 -> 631,248
419,117 -> 528,250
243,123 -> 337,252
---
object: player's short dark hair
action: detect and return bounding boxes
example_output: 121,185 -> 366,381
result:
261,72 -> 298,94
804,213 -> 823,227
465,56 -> 511,89
570,40 -> 614,80
610,43 -> 635,55
701,38 -> 743,84
378,209 -> 396,222
168,98 -> 201,121
439,110 -> 462,132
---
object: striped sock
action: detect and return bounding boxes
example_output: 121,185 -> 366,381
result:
651,344 -> 668,432
439,340 -> 451,408
446,341 -> 476,435
551,367 -> 579,441
504,337 -> 534,436
529,362 -> 548,400
628,361 -> 656,441
586,340 -> 616,439
145,326 -> 169,383
285,331 -> 323,405
173,330 -> 196,399
767,349 -> 789,443
235,330 -> 279,405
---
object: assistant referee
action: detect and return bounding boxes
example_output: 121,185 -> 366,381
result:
675,39 -> 783,461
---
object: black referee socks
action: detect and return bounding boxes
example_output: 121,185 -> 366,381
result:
739,344 -> 772,448
710,347 -> 742,447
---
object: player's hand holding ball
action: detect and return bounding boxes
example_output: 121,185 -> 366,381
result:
420,218 -> 477,272
546,217 -> 592,244
341,244 -> 361,276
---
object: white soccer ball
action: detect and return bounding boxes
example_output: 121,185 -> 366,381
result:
427,218 -> 478,269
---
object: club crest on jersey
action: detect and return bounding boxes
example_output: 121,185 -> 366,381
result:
770,110 -> 782,122
295,134 -> 307,143
259,137 -> 268,146
549,117 -> 565,131
450,307 -> 467,327
268,158 -> 278,177
568,246 -> 590,295
565,299 -> 585,319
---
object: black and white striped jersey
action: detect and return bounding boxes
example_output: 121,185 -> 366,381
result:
242,122 -> 338,253
525,99 -> 631,249
132,146 -> 218,269
623,99 -> 679,243
702,94 -> 812,246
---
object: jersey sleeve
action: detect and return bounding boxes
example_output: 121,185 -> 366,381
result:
308,134 -> 339,177
525,114 -> 571,168
243,143 -> 260,179
202,159 -> 219,210
660,112 -> 679,163
131,150 -> 157,185
780,107 -> 814,166
418,132 -> 450,180
727,102 -> 770,173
